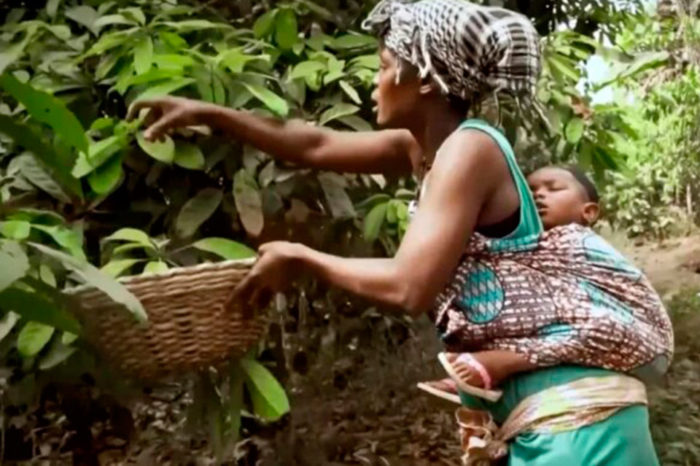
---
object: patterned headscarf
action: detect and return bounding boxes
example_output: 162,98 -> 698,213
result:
361,0 -> 541,103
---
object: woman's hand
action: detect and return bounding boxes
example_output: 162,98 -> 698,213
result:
127,96 -> 214,142
226,241 -> 305,314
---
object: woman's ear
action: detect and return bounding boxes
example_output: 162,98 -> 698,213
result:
419,77 -> 440,96
582,202 -> 600,226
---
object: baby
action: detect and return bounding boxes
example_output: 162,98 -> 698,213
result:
418,166 -> 673,403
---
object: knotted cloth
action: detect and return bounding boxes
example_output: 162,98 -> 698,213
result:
361,0 -> 541,102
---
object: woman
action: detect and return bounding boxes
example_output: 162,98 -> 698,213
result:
129,1 -> 660,463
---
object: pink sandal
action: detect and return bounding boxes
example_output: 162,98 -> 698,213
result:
416,378 -> 461,404
438,352 -> 503,402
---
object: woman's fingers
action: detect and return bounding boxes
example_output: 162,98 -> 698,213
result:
126,98 -> 163,121
144,112 -> 180,142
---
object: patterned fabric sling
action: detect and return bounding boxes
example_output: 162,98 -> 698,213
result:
426,119 -> 673,376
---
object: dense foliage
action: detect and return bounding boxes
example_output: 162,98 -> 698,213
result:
0,0 -> 698,462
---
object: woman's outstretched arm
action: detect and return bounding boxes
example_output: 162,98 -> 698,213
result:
228,130 -> 509,316
128,97 -> 420,176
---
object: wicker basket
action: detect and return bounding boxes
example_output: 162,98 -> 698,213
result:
66,259 -> 265,380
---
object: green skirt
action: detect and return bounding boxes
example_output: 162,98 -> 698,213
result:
459,366 -> 659,466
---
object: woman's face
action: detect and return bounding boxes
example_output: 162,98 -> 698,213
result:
372,47 -> 422,128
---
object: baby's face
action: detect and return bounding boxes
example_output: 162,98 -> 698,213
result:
527,168 -> 590,230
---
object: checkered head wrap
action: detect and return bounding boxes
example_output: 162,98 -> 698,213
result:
361,0 -> 541,103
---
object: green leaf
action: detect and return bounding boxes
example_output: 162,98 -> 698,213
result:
0,73 -> 88,154
143,261 -> 168,274
364,202 -> 388,242
73,135 -> 124,178
39,338 -> 77,370
319,103 -> 359,126
137,132 -> 175,164
134,35 -> 153,75
85,27 -> 139,56
65,5 -> 98,34
233,169 -> 264,236
0,312 -> 19,342
94,14 -> 137,30
241,359 -> 289,421
104,228 -> 154,248
159,20 -> 231,32
121,7 -> 146,26
0,221 -> 31,240
11,153 -> 71,202
290,61 -> 325,80
317,172 -> 356,219
173,142 -> 205,170
0,30 -> 33,75
62,332 -> 78,345
30,243 -> 147,322
192,238 -> 255,260
87,154 -> 123,195
337,115 -> 372,132
0,287 -> 80,334
32,225 -> 86,260
17,321 -> 54,357
175,188 -> 223,238
101,258 -> 142,278
46,0 -> 61,18
0,241 -> 29,292
253,10 -> 276,38
0,116 -> 81,198
339,80 -> 361,105
565,118 -> 585,144
135,77 -> 195,100
240,82 -> 288,117
331,34 -> 377,50
274,9 -> 298,50
159,31 -> 188,50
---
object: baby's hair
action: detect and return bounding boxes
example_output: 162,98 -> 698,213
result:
563,165 -> 599,203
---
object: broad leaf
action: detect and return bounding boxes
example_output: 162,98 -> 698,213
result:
30,243 -> 147,322
565,118 -> 585,144
13,152 -> 71,203
291,61 -> 325,80
339,80 -> 361,105
73,135 -> 123,178
338,115 -> 372,132
17,321 -> 54,357
32,225 -> 86,260
137,132 -> 175,164
87,154 -> 123,195
0,287 -> 80,334
136,77 -> 195,100
0,241 -> 29,292
159,20 -> 231,32
1,74 -> 87,155
101,258 -> 142,278
364,202 -> 388,242
253,10 -> 276,38
174,142 -> 205,170
0,29 -> 34,74
104,228 -> 154,248
319,103 -> 359,126
94,14 -> 137,29
275,9 -> 298,50
143,261 -> 168,274
65,5 -> 98,34
0,220 -> 31,240
85,27 -> 139,56
192,238 -> 255,260
175,188 -> 223,238
331,34 -> 377,50
241,359 -> 290,421
240,82 -> 288,117
134,35 -> 153,74
318,172 -> 356,219
233,169 -> 264,236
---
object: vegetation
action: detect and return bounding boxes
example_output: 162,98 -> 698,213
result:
0,0 -> 698,463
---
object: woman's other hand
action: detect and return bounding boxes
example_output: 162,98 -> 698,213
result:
225,241 -> 304,314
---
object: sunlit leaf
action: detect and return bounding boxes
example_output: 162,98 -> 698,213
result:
192,238 -> 256,260
0,312 -> 18,342
241,359 -> 290,421
0,287 -> 80,334
65,5 -> 98,34
143,261 -> 168,274
275,9 -> 298,50
32,224 -> 86,260
137,132 -> 175,164
0,221 -> 31,240
135,77 -> 195,100
331,34 -> 377,50
88,154 -> 123,195
364,202 -> 387,242
174,142 -> 205,170
565,118 -> 585,144
17,321 -> 54,357
319,103 -> 359,126
133,35 -> 153,74
339,80 -> 361,105
101,258 -> 142,278
253,10 -> 276,38
240,82 -> 288,117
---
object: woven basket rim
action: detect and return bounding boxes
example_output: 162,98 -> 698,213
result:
64,257 -> 257,295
